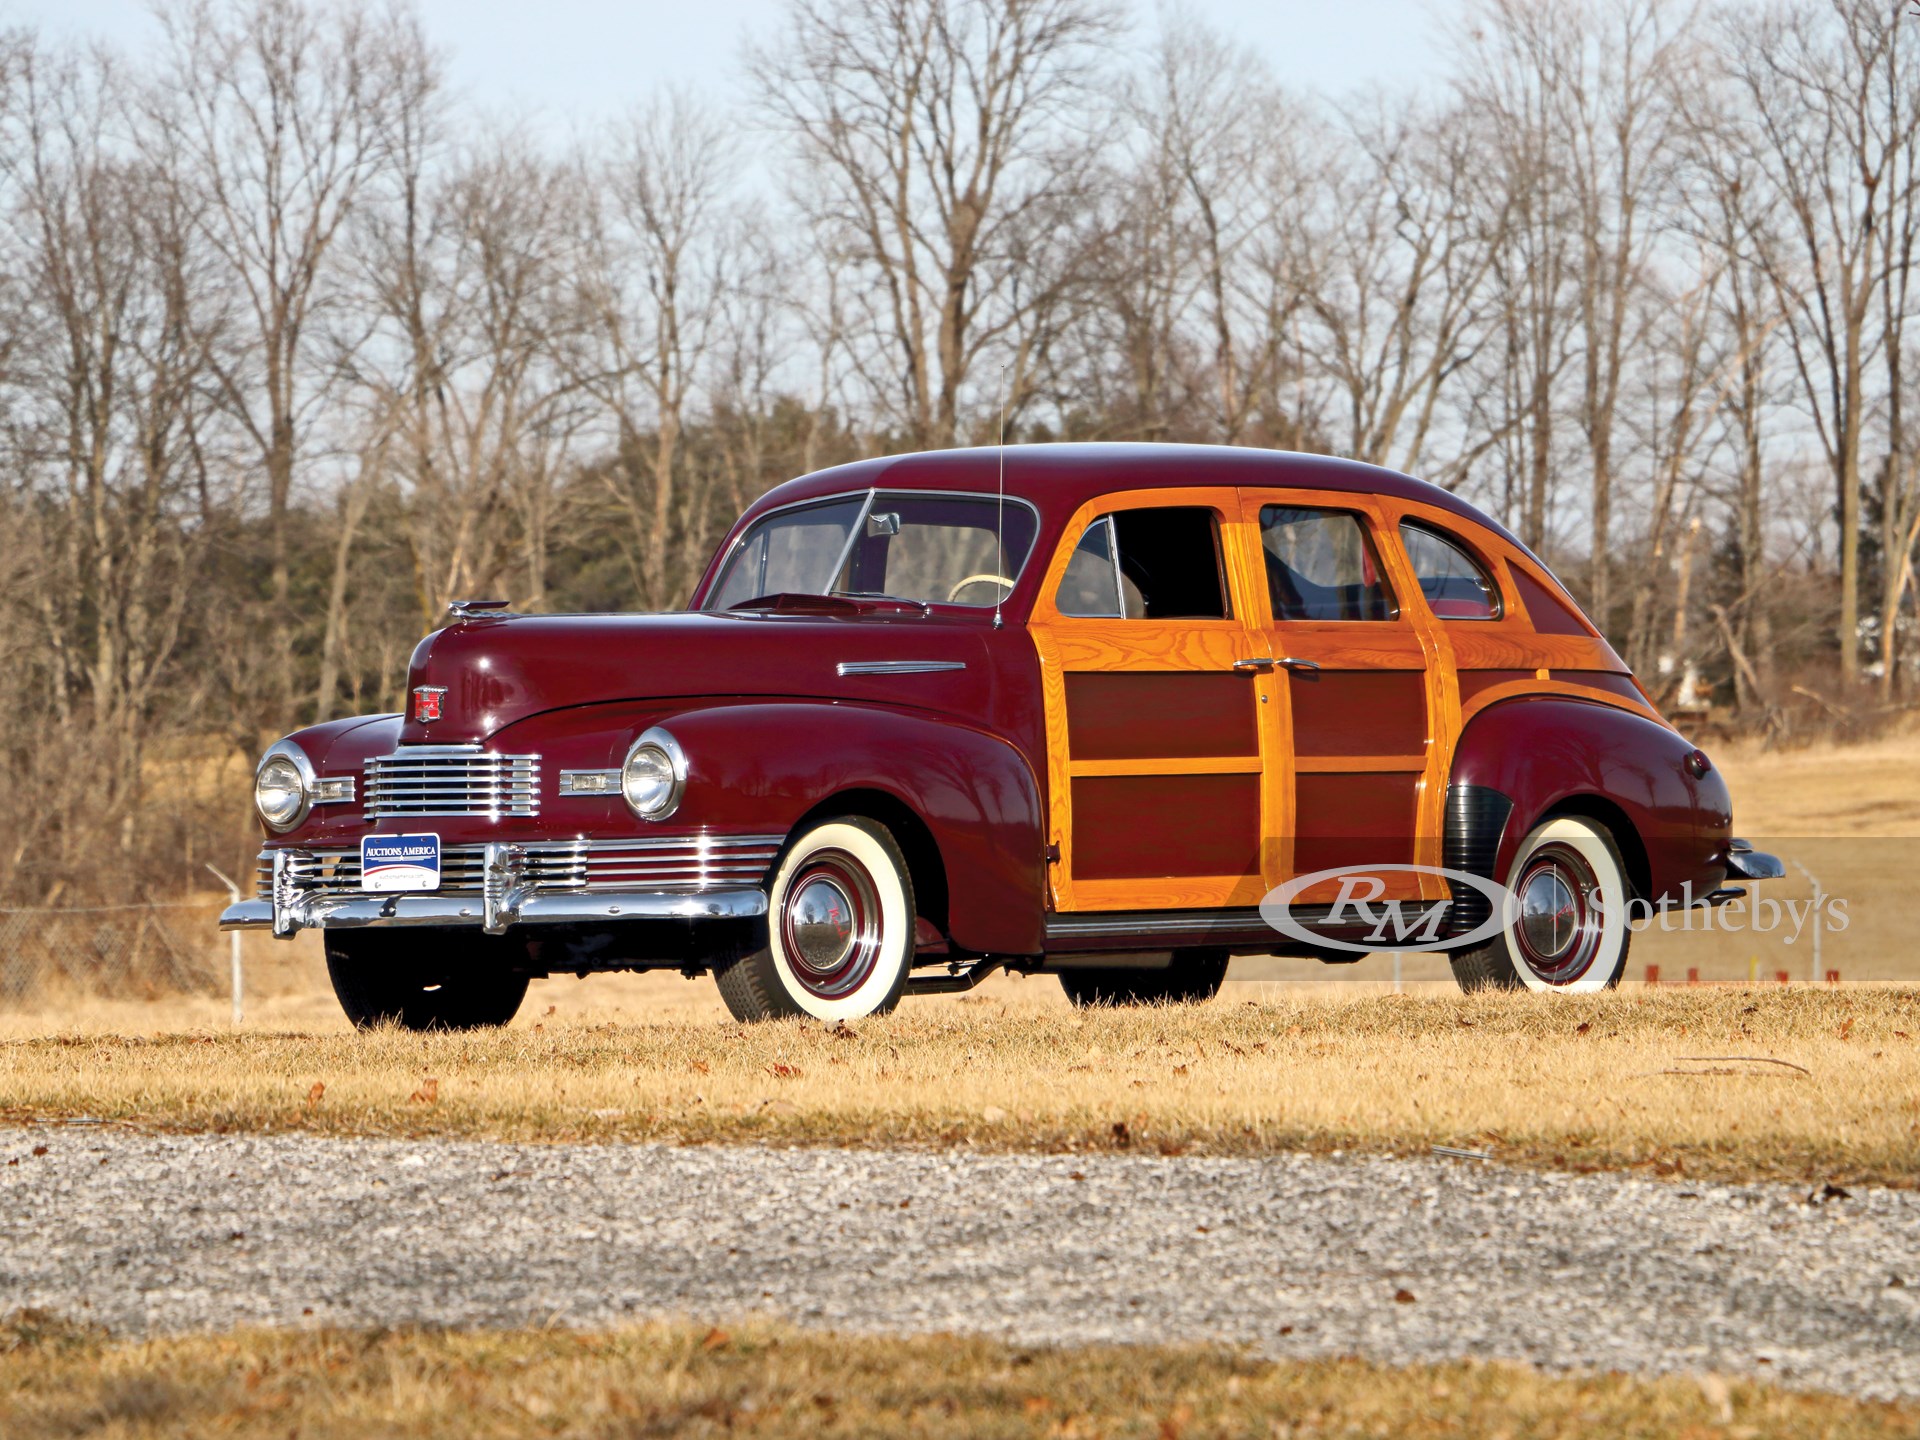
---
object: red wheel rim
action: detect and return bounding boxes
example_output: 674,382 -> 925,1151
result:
779,849 -> 883,1000
1510,842 -> 1604,986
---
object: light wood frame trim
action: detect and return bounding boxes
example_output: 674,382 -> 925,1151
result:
1029,487 -> 1270,912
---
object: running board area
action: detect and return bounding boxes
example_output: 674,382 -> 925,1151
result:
1042,902 -> 1452,953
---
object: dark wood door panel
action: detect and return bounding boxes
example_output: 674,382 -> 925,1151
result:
1064,671 -> 1260,761
1288,670 -> 1427,758
1069,774 -> 1261,881
1290,772 -> 1420,876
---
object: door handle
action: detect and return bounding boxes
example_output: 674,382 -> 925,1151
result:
1231,657 -> 1276,671
1277,656 -> 1321,673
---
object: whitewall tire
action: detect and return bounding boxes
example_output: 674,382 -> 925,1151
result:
715,816 -> 916,1021
1451,815 -> 1631,994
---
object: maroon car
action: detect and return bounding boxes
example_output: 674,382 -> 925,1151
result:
221,444 -> 1780,1026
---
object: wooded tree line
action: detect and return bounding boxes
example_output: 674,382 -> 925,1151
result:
2,0 -> 1918,903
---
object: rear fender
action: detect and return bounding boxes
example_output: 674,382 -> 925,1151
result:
1448,697 -> 1731,905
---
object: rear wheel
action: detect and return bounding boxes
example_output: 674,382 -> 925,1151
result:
1450,815 -> 1631,993
1057,949 -> 1231,1008
714,816 -> 916,1021
325,929 -> 529,1030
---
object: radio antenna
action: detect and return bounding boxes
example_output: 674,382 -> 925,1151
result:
994,356 -> 1008,631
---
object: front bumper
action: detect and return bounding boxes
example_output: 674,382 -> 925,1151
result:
221,841 -> 770,938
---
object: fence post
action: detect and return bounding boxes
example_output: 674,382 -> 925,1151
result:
1791,858 -> 1823,985
205,864 -> 243,1027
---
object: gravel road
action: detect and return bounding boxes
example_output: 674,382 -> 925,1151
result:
3,1131 -> 1917,1399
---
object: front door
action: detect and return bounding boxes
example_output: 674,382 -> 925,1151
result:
1028,490 -> 1273,912
1236,491 -> 1443,905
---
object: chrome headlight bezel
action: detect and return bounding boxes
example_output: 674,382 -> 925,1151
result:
254,739 -> 317,834
621,726 -> 687,822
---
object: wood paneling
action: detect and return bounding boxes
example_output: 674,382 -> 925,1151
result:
1457,668 -> 1537,708
1288,669 -> 1427,757
1026,483 -> 1678,917
1028,486 -> 1271,912
1065,671 -> 1258,761
1291,772 -> 1419,876
1069,774 -> 1261,881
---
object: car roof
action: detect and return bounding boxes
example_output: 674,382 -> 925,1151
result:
741,442 -> 1528,553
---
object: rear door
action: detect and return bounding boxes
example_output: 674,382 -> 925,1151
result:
1028,489 -> 1275,912
1235,490 -> 1446,904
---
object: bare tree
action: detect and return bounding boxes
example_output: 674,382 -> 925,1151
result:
148,0 -> 435,728
1455,12 -> 1578,558
1721,0 -> 1920,685
1127,13 -> 1289,442
754,0 -> 1122,448
0,39 -> 220,878
566,92 -> 738,609
1298,94 -> 1504,480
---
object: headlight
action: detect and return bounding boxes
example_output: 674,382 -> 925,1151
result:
621,727 -> 687,821
254,742 -> 315,832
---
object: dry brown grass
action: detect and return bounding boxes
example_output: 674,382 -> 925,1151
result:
2,1311 -> 1912,1439
5,986 -> 1917,1187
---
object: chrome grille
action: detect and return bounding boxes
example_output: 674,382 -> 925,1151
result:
363,746 -> 540,819
256,835 -> 781,901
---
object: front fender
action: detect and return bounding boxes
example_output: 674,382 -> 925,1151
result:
1449,697 -> 1731,903
665,702 -> 1047,957
495,700 -> 1047,956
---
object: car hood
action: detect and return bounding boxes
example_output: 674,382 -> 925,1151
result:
397,610 -> 997,745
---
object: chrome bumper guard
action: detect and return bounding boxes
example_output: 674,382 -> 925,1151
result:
220,843 -> 768,937
1725,838 -> 1785,882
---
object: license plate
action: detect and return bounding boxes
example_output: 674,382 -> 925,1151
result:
361,833 -> 441,892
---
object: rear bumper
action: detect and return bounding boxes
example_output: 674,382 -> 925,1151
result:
221,843 -> 768,937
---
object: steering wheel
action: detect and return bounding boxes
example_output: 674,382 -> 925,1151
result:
947,573 -> 1015,605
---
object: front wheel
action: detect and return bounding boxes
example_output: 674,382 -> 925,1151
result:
714,816 -> 916,1021
1450,815 -> 1631,993
325,929 -> 530,1030
1057,949 -> 1231,1008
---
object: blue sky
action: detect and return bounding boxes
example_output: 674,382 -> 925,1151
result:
8,1 -> 1453,124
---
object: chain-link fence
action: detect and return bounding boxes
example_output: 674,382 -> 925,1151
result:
0,901 -> 226,1003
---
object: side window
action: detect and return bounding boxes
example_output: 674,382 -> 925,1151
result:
1056,516 -> 1123,618
1052,507 -> 1228,620
1399,521 -> 1502,621
1259,506 -> 1397,621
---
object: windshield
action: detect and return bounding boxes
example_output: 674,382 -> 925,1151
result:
706,492 -> 1038,610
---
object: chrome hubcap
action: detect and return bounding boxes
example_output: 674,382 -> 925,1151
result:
779,848 -> 884,999
790,876 -> 856,970
1510,841 -> 1604,985
1519,868 -> 1577,960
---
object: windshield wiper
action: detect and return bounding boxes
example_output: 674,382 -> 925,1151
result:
830,589 -> 932,614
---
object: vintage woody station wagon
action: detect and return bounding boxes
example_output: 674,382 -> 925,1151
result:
222,444 -> 1782,1027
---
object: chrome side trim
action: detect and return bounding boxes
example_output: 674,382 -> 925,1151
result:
836,660 -> 969,677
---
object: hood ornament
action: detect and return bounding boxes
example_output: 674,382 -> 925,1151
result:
447,598 -> 514,622
413,686 -> 448,723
